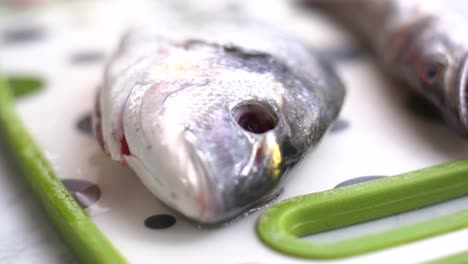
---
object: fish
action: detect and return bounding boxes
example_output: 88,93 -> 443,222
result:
311,0 -> 468,136
93,14 -> 345,225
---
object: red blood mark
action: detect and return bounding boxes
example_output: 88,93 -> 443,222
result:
120,134 -> 131,156
118,134 -> 131,167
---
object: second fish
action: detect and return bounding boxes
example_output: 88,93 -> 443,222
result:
314,0 -> 468,136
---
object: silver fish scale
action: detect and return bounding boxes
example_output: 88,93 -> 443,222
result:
98,14 -> 345,224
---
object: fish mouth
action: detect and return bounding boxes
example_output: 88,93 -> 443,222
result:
180,128 -> 283,225
456,55 -> 468,135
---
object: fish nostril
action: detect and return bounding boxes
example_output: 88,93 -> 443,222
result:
233,102 -> 278,134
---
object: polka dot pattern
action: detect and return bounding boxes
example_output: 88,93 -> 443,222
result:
2,26 -> 45,45
76,114 -> 93,135
144,214 -> 176,229
70,51 -> 105,65
330,118 -> 350,133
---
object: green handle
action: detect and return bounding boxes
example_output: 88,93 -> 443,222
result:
257,160 -> 468,259
424,250 -> 468,264
0,74 -> 127,263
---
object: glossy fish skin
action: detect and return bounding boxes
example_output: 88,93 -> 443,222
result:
313,0 -> 468,136
94,15 -> 345,224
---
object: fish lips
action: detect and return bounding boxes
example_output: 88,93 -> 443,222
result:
182,129 -> 284,224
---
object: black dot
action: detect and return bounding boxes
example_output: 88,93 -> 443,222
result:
330,119 -> 350,133
70,51 -> 105,65
144,214 -> 176,229
76,114 -> 93,135
62,179 -> 101,208
335,176 -> 387,189
2,26 -> 45,45
406,94 -> 443,122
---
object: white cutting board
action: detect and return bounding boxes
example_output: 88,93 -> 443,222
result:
1,0 -> 468,263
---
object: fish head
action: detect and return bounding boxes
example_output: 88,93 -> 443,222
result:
403,29 -> 468,135
118,42 -> 340,224
420,46 -> 468,135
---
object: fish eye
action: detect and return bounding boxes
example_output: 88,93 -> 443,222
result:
421,61 -> 446,86
232,102 -> 278,134
426,66 -> 439,80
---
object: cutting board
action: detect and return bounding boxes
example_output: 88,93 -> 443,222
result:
1,0 -> 468,263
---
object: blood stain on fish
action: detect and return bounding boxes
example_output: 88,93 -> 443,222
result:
120,135 -> 131,156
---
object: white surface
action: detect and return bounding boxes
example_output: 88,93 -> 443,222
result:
1,0 -> 468,263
